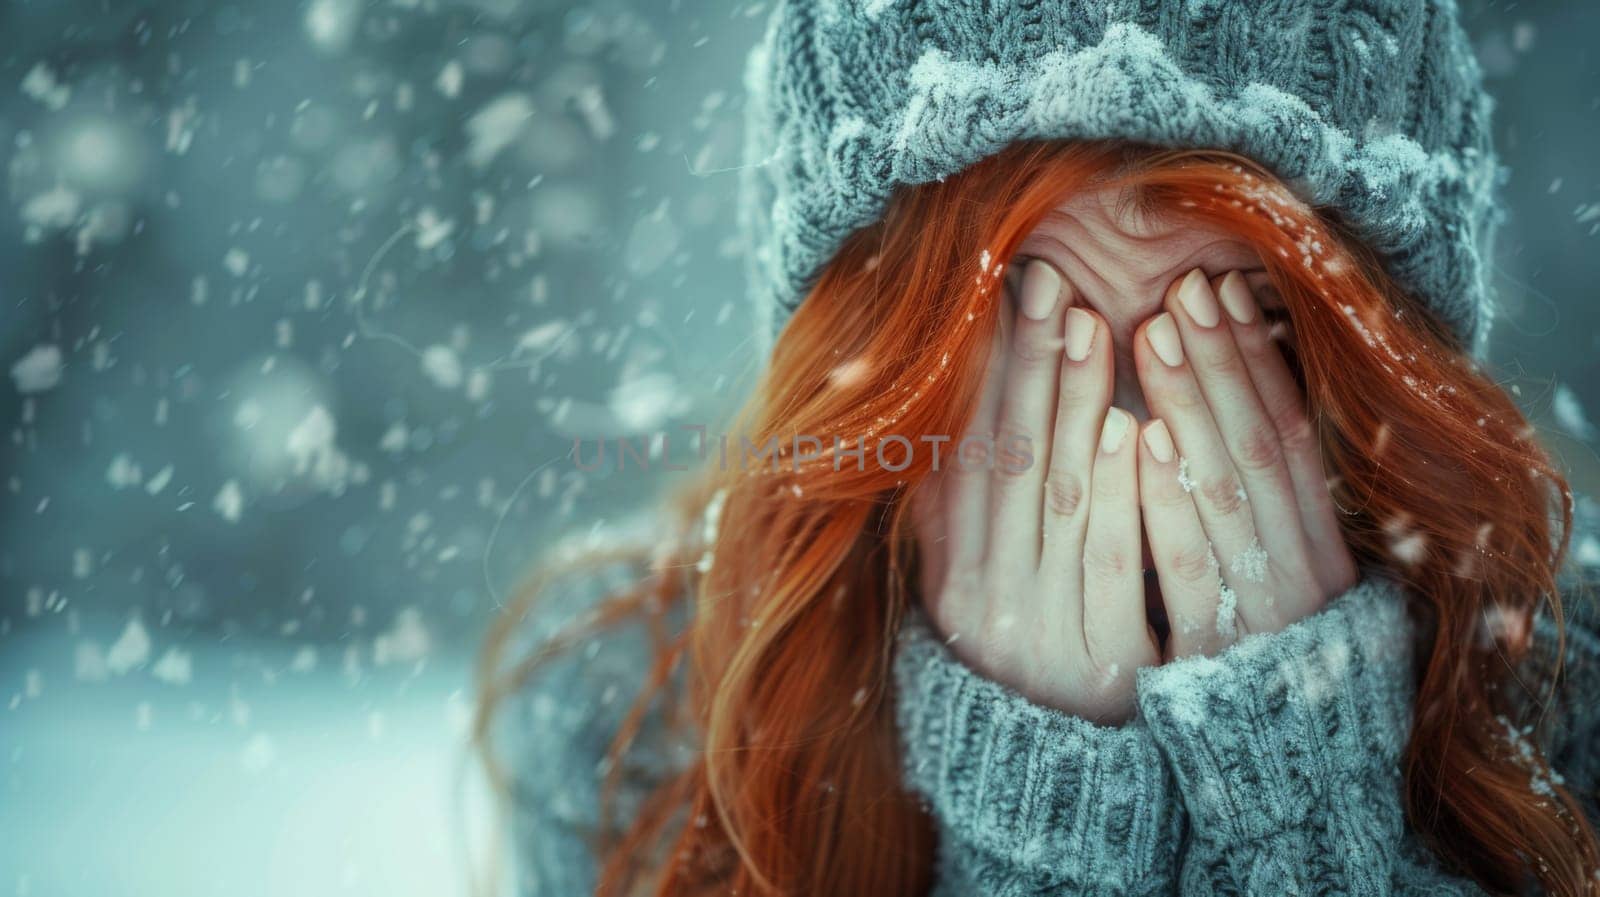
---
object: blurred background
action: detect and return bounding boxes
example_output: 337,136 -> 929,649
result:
1,1 -> 1597,895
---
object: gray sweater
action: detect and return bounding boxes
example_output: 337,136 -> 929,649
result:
499,564 -> 1600,896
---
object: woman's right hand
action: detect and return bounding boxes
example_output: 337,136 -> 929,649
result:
912,259 -> 1159,724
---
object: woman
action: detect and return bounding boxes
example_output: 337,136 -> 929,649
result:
476,3 -> 1600,895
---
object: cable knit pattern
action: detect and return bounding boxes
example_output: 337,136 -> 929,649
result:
494,556 -> 695,897
1519,555 -> 1600,834
1525,613 -> 1600,832
737,0 -> 1501,356
892,609 -> 1182,896
1135,576 -> 1483,895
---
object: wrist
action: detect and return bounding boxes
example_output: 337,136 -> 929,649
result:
894,608 -> 1182,890
1134,574 -> 1416,841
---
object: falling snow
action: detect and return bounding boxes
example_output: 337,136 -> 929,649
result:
21,62 -> 72,110
213,480 -> 245,522
420,344 -> 466,390
1390,531 -> 1429,565
465,93 -> 537,168
10,344 -> 64,394
151,647 -> 194,685
2,5 -> 1594,894
105,617 -> 152,675
1552,384 -> 1597,442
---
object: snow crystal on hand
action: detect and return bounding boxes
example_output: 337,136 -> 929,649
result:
1176,456 -> 1195,493
1216,585 -> 1238,640
1228,537 -> 1268,583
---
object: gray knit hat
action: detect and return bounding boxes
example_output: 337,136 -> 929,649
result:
736,0 -> 1502,357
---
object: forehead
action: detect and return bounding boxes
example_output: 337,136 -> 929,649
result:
1012,183 -> 1264,291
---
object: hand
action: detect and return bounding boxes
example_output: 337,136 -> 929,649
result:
1133,269 -> 1358,659
912,259 -> 1158,724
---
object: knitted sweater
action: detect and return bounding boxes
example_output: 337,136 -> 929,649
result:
499,560 -> 1600,896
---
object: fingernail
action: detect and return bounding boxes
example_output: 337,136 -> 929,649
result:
1064,307 -> 1096,361
1178,268 -> 1221,328
1142,419 -> 1175,463
1218,271 -> 1258,324
1145,313 -> 1184,366
1100,407 -> 1130,454
1019,260 -> 1060,321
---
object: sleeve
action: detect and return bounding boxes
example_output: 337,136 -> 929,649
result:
1527,528 -> 1600,832
494,559 -> 687,897
1133,576 -> 1488,896
892,608 -> 1184,897
1527,609 -> 1600,833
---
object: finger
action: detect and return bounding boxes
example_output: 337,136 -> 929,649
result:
1081,407 -> 1153,674
1135,308 -> 1275,629
1039,304 -> 1112,583
987,259 -> 1070,572
1217,271 -> 1357,594
1137,418 -> 1231,658
910,472 -> 950,611
935,301 -> 1009,623
1167,269 -> 1318,602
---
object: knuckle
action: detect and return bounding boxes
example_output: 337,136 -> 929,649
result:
1168,543 -> 1218,585
989,422 -> 1034,480
993,417 -> 1033,448
1200,472 -> 1247,515
1010,330 -> 1058,366
1232,422 -> 1283,472
1145,473 -> 1191,508
1083,542 -> 1131,579
1161,383 -> 1206,413
1057,377 -> 1103,408
1045,472 -> 1086,517
1277,415 -> 1317,454
1202,347 -> 1250,381
991,456 -> 1031,483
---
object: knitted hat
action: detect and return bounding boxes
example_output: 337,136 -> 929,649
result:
735,0 -> 1502,357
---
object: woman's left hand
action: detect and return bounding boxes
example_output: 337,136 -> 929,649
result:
1132,269 -> 1358,659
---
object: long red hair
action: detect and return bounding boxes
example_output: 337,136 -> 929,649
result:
475,140 -> 1600,896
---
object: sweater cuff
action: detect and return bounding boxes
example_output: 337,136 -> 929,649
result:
1133,575 -> 1416,845
893,609 -> 1182,891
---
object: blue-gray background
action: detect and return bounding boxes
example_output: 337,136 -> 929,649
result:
1,2 -> 1596,895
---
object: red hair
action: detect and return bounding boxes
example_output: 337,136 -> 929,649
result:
476,140 -> 1600,896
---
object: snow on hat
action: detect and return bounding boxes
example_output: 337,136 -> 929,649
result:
736,0 -> 1502,357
